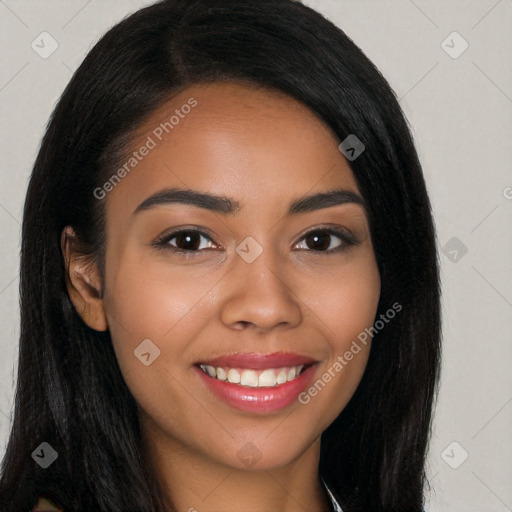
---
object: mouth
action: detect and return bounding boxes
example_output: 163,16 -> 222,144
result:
193,352 -> 319,413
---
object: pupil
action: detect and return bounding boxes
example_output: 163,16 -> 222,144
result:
308,232 -> 329,251
177,232 -> 199,250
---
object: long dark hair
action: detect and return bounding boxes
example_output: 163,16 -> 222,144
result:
0,0 -> 441,510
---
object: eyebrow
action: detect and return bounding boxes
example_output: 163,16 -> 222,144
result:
133,187 -> 366,216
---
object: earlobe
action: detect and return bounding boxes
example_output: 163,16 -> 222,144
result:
61,226 -> 108,332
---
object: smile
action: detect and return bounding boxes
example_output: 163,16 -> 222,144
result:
194,352 -> 319,413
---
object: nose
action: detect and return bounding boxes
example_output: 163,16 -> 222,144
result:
219,242 -> 302,333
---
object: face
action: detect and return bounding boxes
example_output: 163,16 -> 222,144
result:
81,82 -> 380,472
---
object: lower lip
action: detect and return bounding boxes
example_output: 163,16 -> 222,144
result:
194,364 -> 317,414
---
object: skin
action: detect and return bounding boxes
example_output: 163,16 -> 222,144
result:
62,81 -> 381,512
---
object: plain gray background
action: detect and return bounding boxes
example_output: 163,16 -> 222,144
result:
1,1 -> 511,510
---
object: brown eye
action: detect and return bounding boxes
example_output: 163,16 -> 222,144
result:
303,231 -> 335,251
156,229 -> 216,252
172,232 -> 203,251
295,228 -> 357,253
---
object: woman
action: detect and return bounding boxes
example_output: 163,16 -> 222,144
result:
0,0 -> 441,510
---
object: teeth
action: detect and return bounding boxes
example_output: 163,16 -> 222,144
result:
199,364 -> 305,388
240,370 -> 259,387
227,368 -> 241,384
258,369 -> 277,387
276,369 -> 287,384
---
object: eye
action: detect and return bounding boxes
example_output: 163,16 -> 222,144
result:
154,229 -> 217,253
294,228 -> 357,253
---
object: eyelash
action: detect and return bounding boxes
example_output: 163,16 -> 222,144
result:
152,226 -> 359,257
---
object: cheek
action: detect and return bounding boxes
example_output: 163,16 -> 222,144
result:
101,258 -> 218,433
296,256 -> 380,418
102,255 -> 217,376
334,272 -> 380,341
329,257 -> 380,373
306,252 -> 381,341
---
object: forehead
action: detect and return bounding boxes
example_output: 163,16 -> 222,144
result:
104,81 -> 360,217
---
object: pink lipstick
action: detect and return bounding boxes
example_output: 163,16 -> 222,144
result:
194,352 -> 319,414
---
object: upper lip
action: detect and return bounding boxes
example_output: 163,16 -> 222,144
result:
196,352 -> 319,370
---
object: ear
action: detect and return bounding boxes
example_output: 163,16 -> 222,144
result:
61,226 -> 108,331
